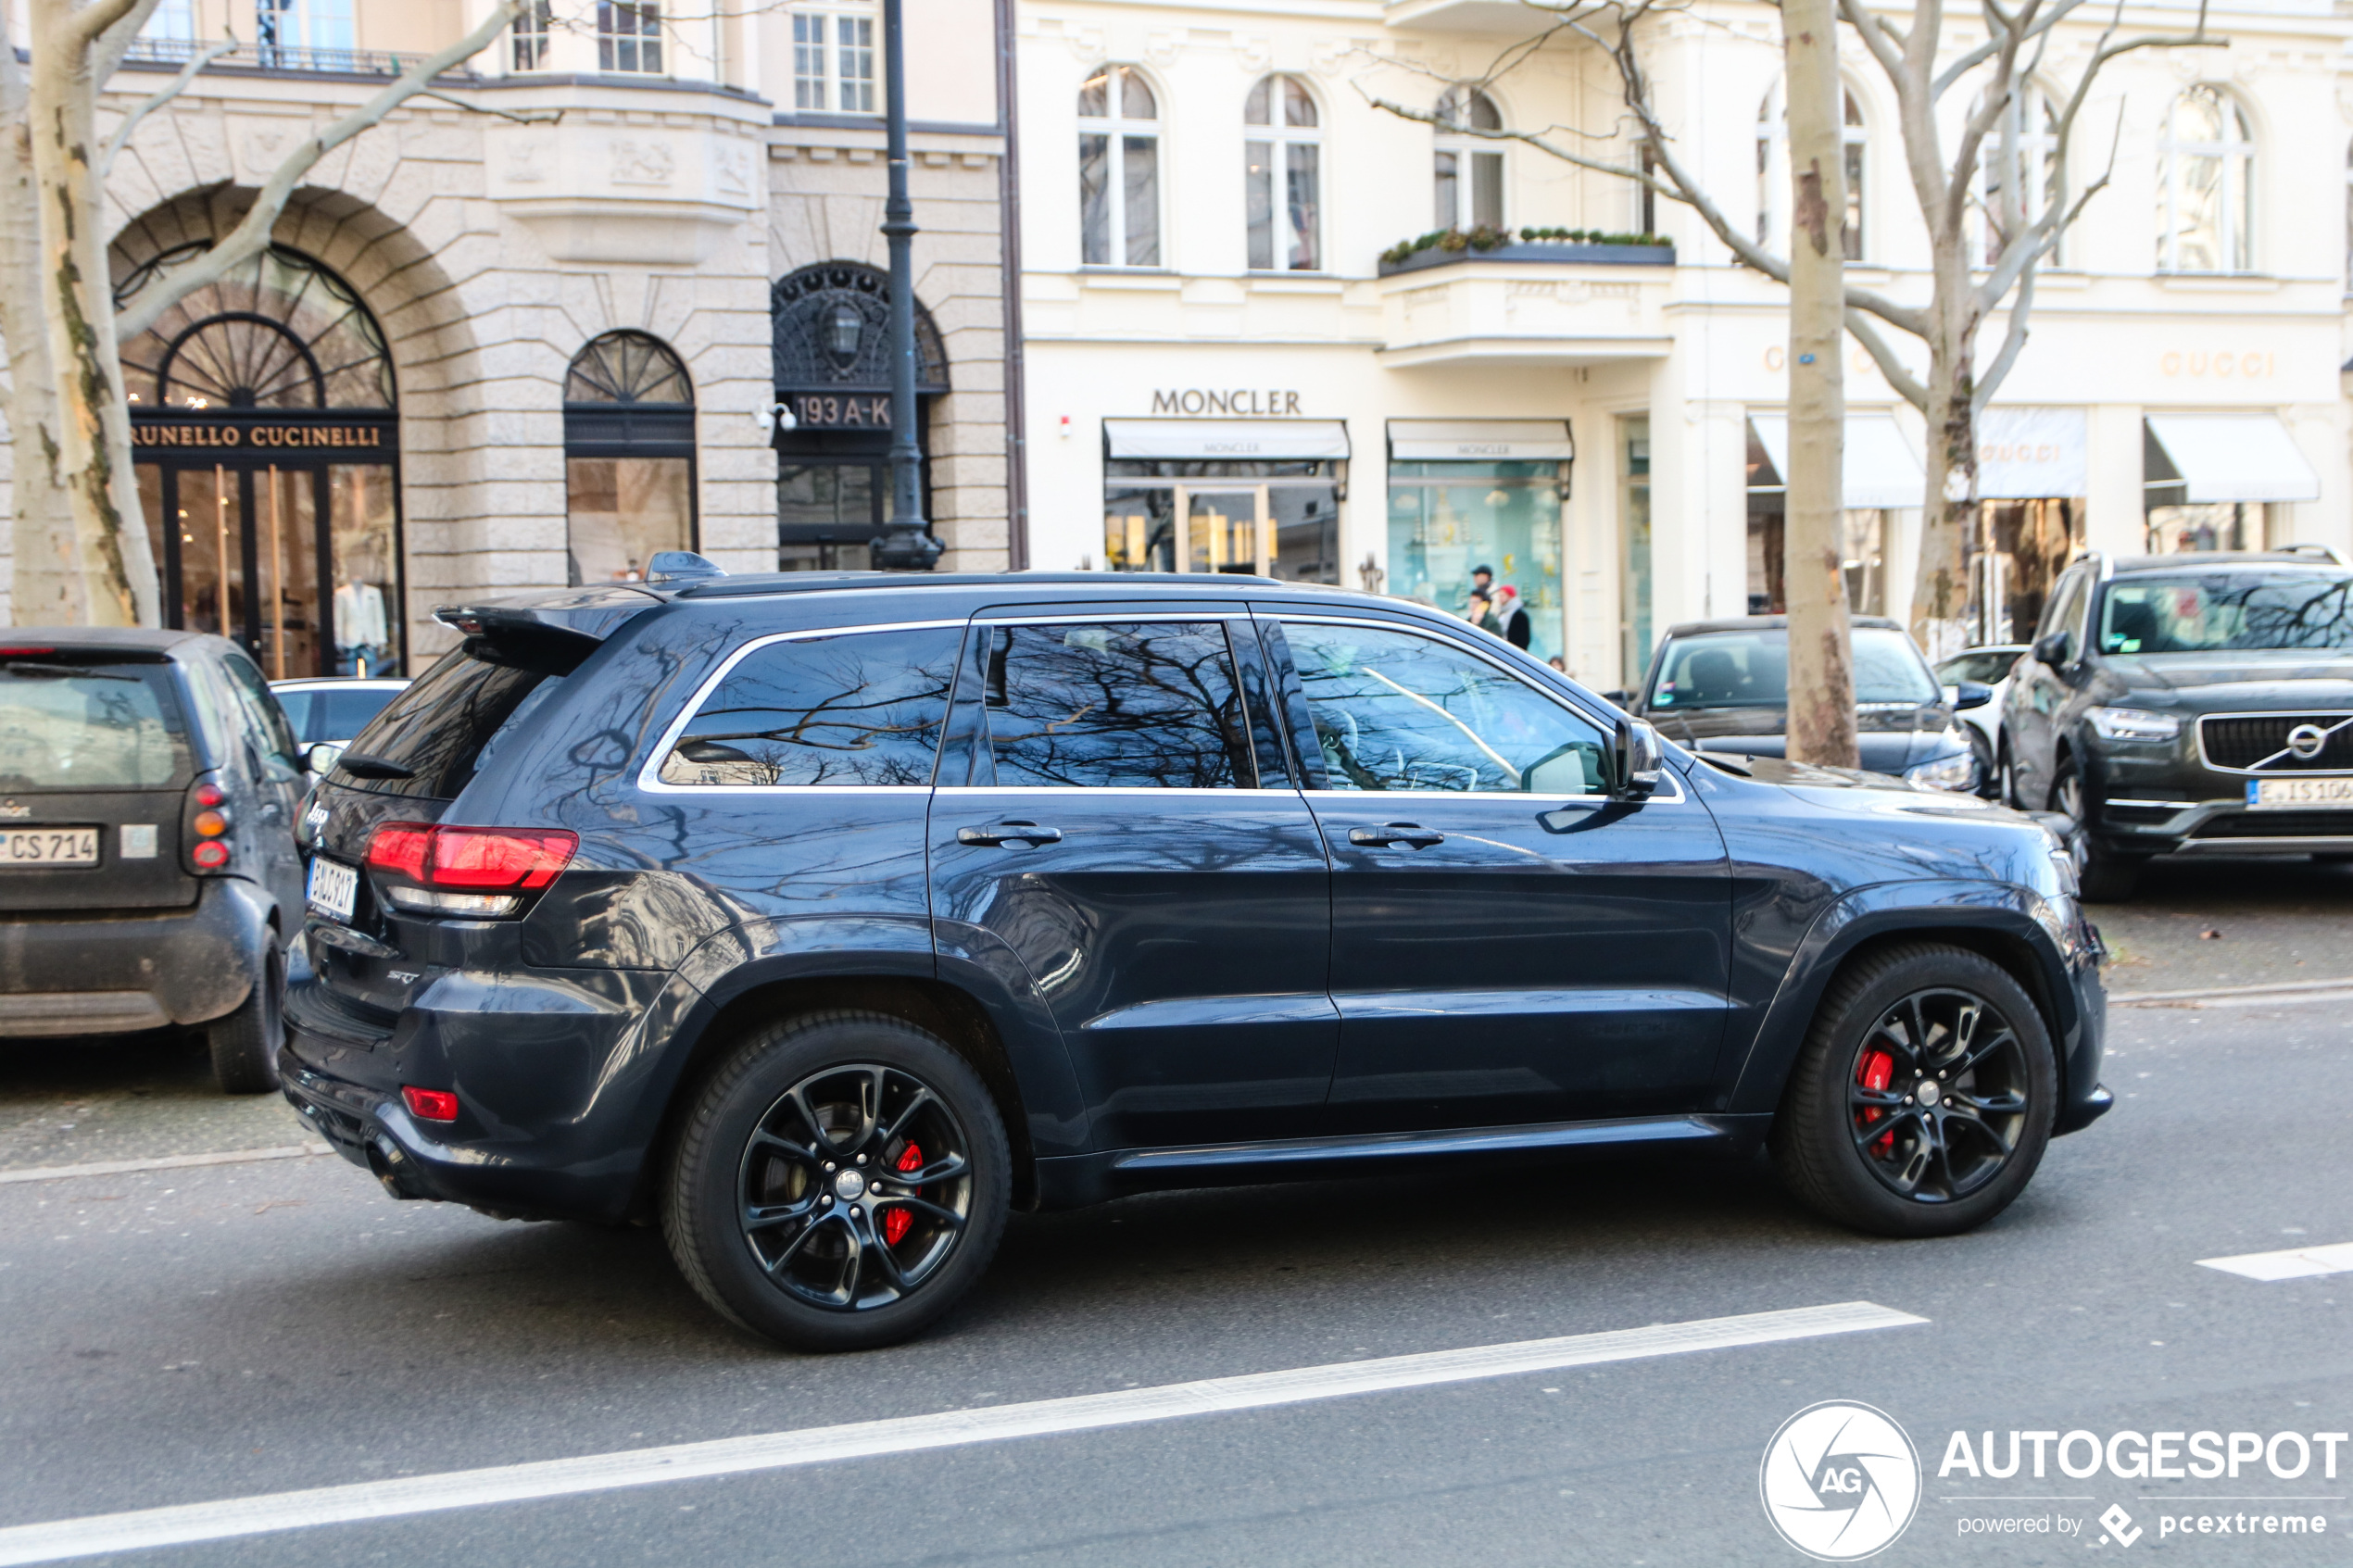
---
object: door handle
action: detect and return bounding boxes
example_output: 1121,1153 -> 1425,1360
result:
957,821 -> 1063,848
1348,822 -> 1444,848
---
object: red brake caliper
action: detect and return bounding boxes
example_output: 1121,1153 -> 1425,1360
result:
1857,1050 -> 1896,1155
883,1142 -> 923,1246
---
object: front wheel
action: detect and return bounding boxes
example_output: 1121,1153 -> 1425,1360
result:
1772,944 -> 2056,1238
663,1011 -> 1011,1351
207,947 -> 283,1095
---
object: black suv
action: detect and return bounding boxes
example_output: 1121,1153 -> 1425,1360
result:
2000,549 -> 2353,899
285,569 -> 2108,1350
1,630 -> 309,1091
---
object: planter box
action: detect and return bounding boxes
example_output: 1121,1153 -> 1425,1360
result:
1378,242 -> 1676,278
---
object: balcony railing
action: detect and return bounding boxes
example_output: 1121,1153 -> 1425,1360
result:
120,37 -> 476,79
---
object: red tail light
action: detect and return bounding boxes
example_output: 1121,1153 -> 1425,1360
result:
184,776 -> 233,873
364,822 -> 578,917
401,1085 -> 459,1123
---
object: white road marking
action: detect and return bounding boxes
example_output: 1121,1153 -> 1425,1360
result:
0,1143 -> 332,1186
2112,977 -> 2353,1009
0,1300 -> 1922,1565
2197,1241 -> 2353,1282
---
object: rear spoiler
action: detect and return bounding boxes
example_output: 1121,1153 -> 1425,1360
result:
432,605 -> 609,677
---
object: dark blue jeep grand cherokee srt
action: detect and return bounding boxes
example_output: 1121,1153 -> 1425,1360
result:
283,567 -> 2110,1350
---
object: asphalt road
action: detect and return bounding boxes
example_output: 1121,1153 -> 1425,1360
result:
0,863 -> 2348,1566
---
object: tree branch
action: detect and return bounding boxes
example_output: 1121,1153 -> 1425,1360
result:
101,33 -> 238,180
1847,307 -> 1931,409
1974,263 -> 2034,411
116,0 -> 526,343
63,0 -> 150,55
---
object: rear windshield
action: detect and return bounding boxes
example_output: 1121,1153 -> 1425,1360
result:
1935,649 -> 2023,686
332,647 -> 557,798
0,659 -> 191,791
2098,573 -> 2353,655
1648,628 -> 1941,710
278,684 -> 404,745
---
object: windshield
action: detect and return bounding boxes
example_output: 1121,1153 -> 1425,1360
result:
2096,574 -> 2353,655
0,659 -> 191,791
1935,649 -> 2023,686
1648,628 -> 1941,710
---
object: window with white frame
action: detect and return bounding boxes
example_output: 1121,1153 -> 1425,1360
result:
597,0 -> 662,75
142,0 -> 195,43
792,5 -> 875,114
1976,82 -> 2061,266
2344,137 -> 2353,293
2158,86 -> 2254,273
255,0 -> 353,56
511,0 -> 553,71
1079,66 -> 1161,268
1434,87 -> 1504,231
1246,75 -> 1321,271
1756,83 -> 1867,260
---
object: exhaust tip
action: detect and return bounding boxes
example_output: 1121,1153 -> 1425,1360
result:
366,1133 -> 433,1201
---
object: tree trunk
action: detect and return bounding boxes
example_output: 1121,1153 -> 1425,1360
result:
1910,304 -> 1978,664
25,0 -> 159,628
0,0 -> 81,625
1780,0 -> 1856,770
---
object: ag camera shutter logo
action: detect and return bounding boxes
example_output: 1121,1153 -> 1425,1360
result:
1760,1401 -> 1922,1560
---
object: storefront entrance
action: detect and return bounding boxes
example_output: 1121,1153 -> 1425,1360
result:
1099,419 -> 1346,583
120,243 -> 405,676
1386,420 -> 1572,666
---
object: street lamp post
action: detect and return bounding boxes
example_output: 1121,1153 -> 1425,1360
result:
869,0 -> 944,571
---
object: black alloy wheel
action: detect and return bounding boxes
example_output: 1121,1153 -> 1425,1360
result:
2053,759 -> 2142,902
664,1010 -> 1010,1351
1773,944 -> 2056,1238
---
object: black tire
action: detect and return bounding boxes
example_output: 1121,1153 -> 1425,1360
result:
2053,759 -> 2143,902
662,1010 -> 1011,1352
1966,727 -> 1997,798
1997,738 -> 2024,810
208,947 -> 284,1095
1771,944 -> 2057,1238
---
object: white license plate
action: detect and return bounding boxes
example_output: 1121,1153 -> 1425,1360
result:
0,827 -> 99,866
2247,777 -> 2353,809
308,857 -> 359,921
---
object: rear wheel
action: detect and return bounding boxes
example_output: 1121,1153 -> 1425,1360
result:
207,947 -> 283,1095
663,1011 -> 1011,1351
2054,759 -> 2143,902
1772,944 -> 2056,1238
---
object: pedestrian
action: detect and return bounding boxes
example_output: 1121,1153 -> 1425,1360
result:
1491,583 -> 1532,649
1466,564 -> 1495,618
1548,655 -> 1568,673
1465,593 -> 1499,635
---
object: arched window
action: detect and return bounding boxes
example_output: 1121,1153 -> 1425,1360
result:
1434,86 -> 1504,230
1079,65 -> 1161,268
1976,82 -> 2062,266
2158,87 -> 2254,273
1246,74 -> 1321,271
564,331 -> 695,585
1756,83 -> 1867,260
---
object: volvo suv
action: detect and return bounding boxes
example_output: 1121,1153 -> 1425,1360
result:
1999,549 -> 2353,899
283,567 -> 2108,1350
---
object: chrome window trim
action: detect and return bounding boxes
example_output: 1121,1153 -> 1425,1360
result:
1265,611 -> 1689,806
635,618 -> 970,796
2194,709 -> 2353,777
935,785 -> 1302,798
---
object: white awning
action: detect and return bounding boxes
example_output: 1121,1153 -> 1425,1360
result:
1387,420 -> 1574,462
1978,407 -> 2087,499
2145,413 -> 2321,503
1745,411 -> 1925,508
1102,419 -> 1351,461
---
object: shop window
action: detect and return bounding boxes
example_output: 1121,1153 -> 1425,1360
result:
2158,86 -> 2255,274
792,4 -> 875,114
1756,82 -> 1868,260
564,331 -> 695,585
1619,417 -> 1651,681
1434,87 -> 1504,231
1079,66 -> 1161,268
1103,461 -> 1340,583
1388,457 -> 1567,667
597,0 -> 663,75
1245,75 -> 1321,272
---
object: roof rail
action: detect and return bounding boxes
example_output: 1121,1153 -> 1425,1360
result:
2279,543 -> 2346,564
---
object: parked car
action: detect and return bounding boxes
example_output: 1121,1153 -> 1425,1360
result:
0,630 -> 310,1091
2001,547 -> 2353,900
270,677 -> 409,761
1935,645 -> 2030,797
283,567 -> 2107,1351
1617,616 -> 1992,792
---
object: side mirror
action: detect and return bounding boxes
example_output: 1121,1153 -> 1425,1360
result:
1952,680 -> 1994,711
304,741 -> 344,775
1614,717 -> 1664,799
2032,630 -> 2073,670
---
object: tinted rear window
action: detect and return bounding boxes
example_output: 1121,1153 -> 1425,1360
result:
0,659 -> 191,791
333,648 -> 556,798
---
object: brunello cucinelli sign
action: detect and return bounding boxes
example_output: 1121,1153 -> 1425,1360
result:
1151,388 -> 1304,417
132,422 -> 390,450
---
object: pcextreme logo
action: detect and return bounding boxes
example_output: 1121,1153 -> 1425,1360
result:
1760,1401 -> 1923,1561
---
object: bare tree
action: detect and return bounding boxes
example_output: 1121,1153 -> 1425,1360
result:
1,0 -> 526,627
1366,0 -> 2210,660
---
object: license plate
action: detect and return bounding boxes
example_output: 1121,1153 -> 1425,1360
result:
308,857 -> 359,921
0,827 -> 99,866
2247,777 -> 2353,809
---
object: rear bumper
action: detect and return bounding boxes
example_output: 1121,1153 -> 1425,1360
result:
0,879 -> 271,1035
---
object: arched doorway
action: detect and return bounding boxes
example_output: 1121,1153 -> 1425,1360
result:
563,331 -> 697,585
770,261 -> 948,570
120,243 -> 404,677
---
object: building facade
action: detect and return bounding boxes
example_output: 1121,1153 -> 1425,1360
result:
0,0 -> 1017,667
1013,0 -> 2353,686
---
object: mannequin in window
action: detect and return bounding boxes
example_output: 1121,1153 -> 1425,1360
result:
334,577 -> 387,676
